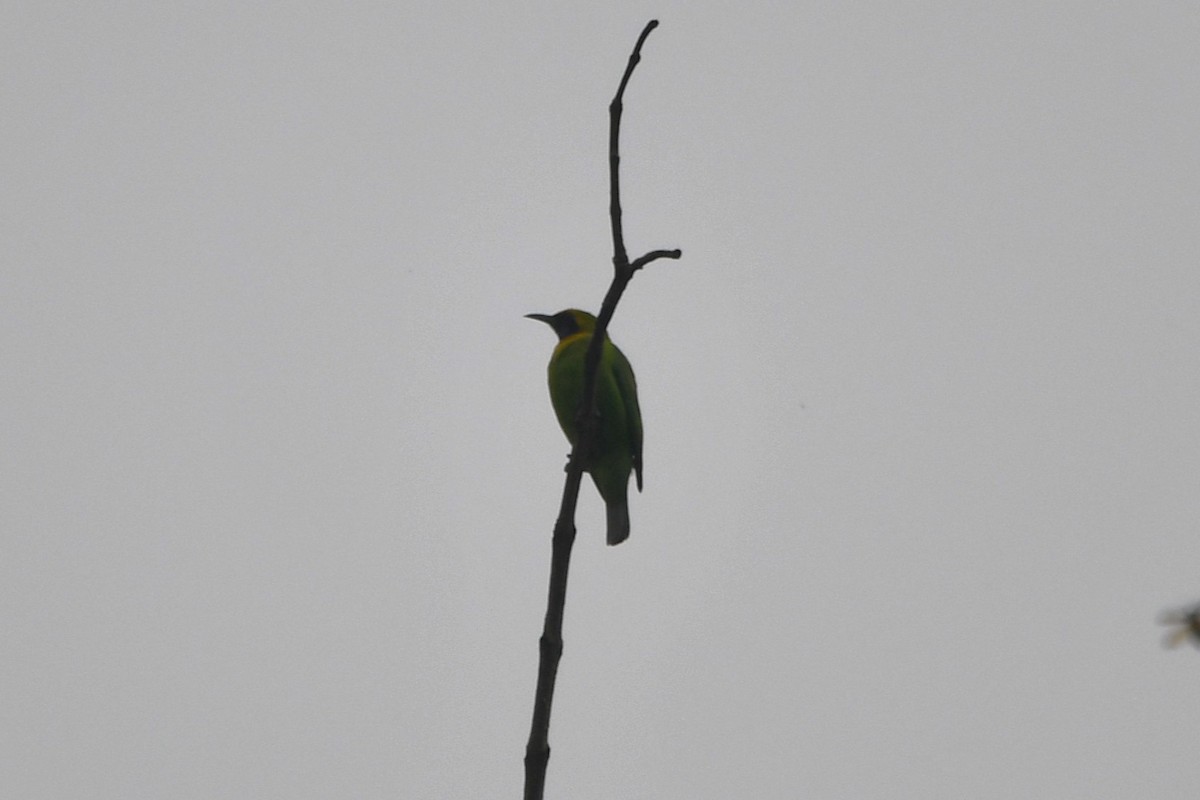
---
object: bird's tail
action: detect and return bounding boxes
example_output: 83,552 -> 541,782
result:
606,500 -> 630,546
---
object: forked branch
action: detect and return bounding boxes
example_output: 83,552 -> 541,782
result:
522,19 -> 681,800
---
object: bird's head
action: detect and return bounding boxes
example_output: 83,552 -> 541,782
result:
525,309 -> 597,340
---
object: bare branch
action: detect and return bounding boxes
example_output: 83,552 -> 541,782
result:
607,20 -> 660,276
524,19 -> 680,800
631,248 -> 683,272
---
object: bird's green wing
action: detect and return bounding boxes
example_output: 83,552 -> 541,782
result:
611,345 -> 643,492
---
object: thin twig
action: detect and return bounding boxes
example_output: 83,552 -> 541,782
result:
631,248 -> 684,272
607,20 -> 659,284
523,19 -> 680,800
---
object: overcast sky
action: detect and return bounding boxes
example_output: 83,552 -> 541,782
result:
5,3 -> 1200,798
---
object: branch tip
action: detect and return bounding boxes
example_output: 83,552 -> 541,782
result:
630,248 -> 683,272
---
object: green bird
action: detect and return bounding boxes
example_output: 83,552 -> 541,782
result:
527,309 -> 643,545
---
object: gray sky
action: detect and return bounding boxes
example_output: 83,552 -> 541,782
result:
5,3 -> 1200,798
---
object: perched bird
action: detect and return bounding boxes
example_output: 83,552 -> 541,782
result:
526,309 -> 643,545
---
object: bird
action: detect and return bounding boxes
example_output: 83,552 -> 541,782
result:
526,309 -> 643,545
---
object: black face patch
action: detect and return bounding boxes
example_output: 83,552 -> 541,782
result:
552,311 -> 581,339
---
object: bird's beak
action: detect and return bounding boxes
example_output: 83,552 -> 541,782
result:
525,313 -> 554,325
